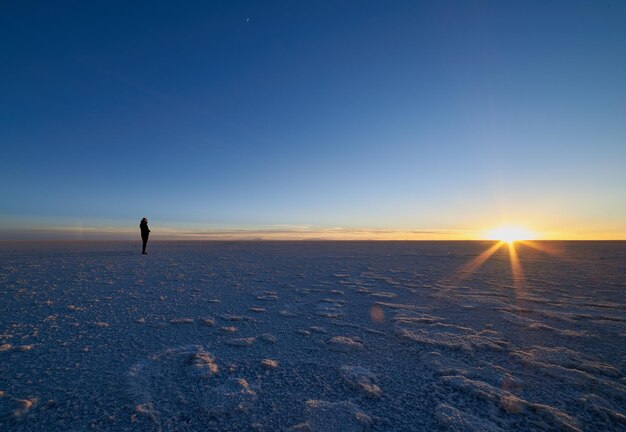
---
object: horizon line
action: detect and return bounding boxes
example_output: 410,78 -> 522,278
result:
2,238 -> 626,243
1,226 -> 624,241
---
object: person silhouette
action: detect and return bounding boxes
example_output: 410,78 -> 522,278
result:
140,218 -> 150,254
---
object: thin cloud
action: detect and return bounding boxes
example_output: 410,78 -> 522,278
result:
0,225 -> 474,241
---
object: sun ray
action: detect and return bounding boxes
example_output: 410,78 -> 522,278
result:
507,241 -> 525,294
444,224 -> 539,295
457,241 -> 504,279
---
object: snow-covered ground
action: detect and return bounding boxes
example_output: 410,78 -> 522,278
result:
0,241 -> 624,431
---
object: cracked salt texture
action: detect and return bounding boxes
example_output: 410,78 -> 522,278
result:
1,241 -> 624,431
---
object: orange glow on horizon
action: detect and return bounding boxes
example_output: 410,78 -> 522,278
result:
5,220 -> 624,241
484,225 -> 537,244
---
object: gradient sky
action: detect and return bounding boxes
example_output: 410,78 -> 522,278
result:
1,1 -> 625,240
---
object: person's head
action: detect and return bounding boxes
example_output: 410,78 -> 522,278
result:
141,218 -> 148,223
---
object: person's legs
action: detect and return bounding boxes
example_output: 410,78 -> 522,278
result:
142,236 -> 148,254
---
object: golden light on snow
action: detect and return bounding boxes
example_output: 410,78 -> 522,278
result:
485,226 -> 537,244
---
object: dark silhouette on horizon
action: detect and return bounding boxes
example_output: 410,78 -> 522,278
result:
140,218 -> 150,254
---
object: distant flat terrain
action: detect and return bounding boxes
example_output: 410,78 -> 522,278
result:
1,241 -> 624,431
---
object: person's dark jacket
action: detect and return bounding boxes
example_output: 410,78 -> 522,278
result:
140,221 -> 150,239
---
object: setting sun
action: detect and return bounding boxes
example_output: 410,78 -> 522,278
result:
485,226 -> 536,244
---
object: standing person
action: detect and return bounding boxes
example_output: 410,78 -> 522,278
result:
140,218 -> 150,254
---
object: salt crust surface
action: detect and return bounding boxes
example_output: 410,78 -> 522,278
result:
0,241 -> 625,431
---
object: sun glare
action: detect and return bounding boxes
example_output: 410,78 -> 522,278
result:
452,224 -> 546,296
485,226 -> 536,244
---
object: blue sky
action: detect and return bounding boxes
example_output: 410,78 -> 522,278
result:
1,1 -> 625,239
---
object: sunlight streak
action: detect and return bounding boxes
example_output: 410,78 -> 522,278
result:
457,241 -> 504,279
507,241 -> 525,294
449,239 -> 529,297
